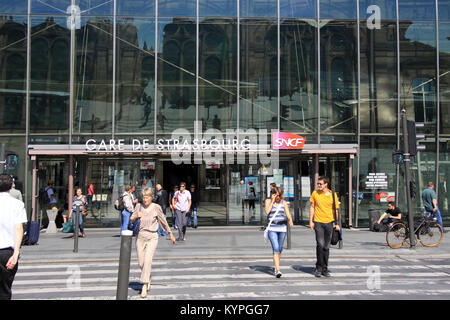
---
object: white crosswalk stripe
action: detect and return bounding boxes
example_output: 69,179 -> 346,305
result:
11,258 -> 450,299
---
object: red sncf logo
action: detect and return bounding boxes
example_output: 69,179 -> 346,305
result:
272,132 -> 306,150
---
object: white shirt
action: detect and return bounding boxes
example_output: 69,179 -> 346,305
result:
0,193 -> 28,250
174,190 -> 191,212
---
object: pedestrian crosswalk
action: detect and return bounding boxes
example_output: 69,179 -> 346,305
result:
12,257 -> 450,299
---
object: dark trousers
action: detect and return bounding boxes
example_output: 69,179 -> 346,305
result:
314,222 -> 333,272
0,248 -> 18,300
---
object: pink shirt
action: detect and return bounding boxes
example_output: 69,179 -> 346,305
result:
88,184 -> 94,196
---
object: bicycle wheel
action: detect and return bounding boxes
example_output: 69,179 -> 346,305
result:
417,223 -> 443,247
386,222 -> 408,249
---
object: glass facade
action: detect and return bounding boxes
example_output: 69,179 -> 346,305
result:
0,0 -> 448,227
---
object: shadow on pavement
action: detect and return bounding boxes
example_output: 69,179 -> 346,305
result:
292,265 -> 315,275
249,265 -> 274,276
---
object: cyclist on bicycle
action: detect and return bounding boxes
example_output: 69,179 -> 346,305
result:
376,202 -> 403,228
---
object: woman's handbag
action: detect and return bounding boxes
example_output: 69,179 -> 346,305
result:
330,190 -> 342,246
62,221 -> 74,233
264,202 -> 282,243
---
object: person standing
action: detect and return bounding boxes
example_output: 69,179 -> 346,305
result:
422,181 -> 447,233
0,174 -> 27,300
309,176 -> 340,278
9,178 -> 23,202
69,188 -> 87,238
172,182 -> 191,242
188,184 -> 199,228
121,185 -> 136,236
129,188 -> 176,298
46,181 -> 57,208
87,181 -> 99,210
153,184 -> 169,237
265,187 -> 293,278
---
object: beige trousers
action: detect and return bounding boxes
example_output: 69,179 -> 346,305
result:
136,230 -> 159,283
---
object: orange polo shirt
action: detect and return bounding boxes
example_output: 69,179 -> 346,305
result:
310,190 -> 339,223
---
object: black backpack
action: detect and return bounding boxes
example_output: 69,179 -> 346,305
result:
114,194 -> 125,211
39,187 -> 50,205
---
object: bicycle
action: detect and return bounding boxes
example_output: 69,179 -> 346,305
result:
386,214 -> 444,249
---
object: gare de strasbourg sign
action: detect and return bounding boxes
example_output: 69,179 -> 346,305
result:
84,132 -> 306,152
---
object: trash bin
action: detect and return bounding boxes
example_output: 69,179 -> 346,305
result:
368,209 -> 381,231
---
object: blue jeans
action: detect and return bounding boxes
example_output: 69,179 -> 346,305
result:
158,207 -> 168,236
121,209 -> 131,235
425,208 -> 445,231
72,209 -> 84,233
188,206 -> 198,227
268,230 -> 286,254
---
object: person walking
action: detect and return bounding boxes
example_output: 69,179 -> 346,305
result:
422,181 -> 447,233
265,187 -> 293,278
120,185 -> 136,236
169,185 -> 179,229
188,184 -> 199,228
0,174 -> 27,300
309,176 -> 340,278
9,178 -> 22,202
129,187 -> 176,298
69,188 -> 87,238
153,184 -> 169,237
87,181 -> 99,210
172,182 -> 191,242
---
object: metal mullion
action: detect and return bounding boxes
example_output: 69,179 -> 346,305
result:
237,0 -> 240,141
355,0 -> 361,228
154,0 -> 158,143
277,0 -> 280,131
69,0 -> 76,144
112,0 -> 117,139
25,0 -> 31,212
196,0 -> 199,130
435,0 -> 440,197
317,0 -> 320,145
395,0 -> 401,208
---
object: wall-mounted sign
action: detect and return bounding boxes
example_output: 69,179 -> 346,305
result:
365,173 -> 388,189
140,161 -> 155,170
272,132 -> 305,150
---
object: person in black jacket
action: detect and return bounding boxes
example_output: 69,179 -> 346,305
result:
153,184 -> 169,236
188,184 -> 200,228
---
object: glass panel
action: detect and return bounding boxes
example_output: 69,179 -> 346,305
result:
400,21 -> 436,136
199,18 -> 237,131
320,0 -> 357,19
115,17 -> 156,134
440,22 -> 450,135
359,0 -> 396,21
439,140 -> 450,225
439,0 -> 450,20
157,18 -> 196,135
0,16 -> 27,133
0,1 -> 28,14
73,16 -> 113,137
0,136 -> 26,196
280,0 -> 316,18
240,0 -> 277,18
280,19 -> 318,142
29,135 -> 69,144
398,0 -> 436,20
360,21 -> 397,134
30,16 -> 69,134
358,136 -> 397,227
240,18 -> 277,130
320,20 -> 358,142
117,0 -> 155,16
199,0 -> 237,17
31,0 -> 71,14
158,0 -> 196,17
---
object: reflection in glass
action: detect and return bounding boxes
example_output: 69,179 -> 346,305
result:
31,0 -> 71,14
240,0 -> 277,18
159,0 -> 196,17
359,0 -> 396,21
320,20 -> 358,142
240,19 -> 277,130
116,18 -> 155,133
158,18 -> 196,134
360,21 -> 397,134
280,19 -> 317,142
439,142 -> 450,223
0,1 -> 27,14
280,0 -> 316,19
199,19 -> 237,131
0,16 -> 27,133
400,21 -> 436,136
117,0 -> 155,16
440,22 -> 450,134
439,0 -> 450,20
199,0 -> 237,17
398,0 -> 436,20
320,0 -> 356,19
31,0 -> 112,15
30,16 -> 69,133
73,17 -> 113,136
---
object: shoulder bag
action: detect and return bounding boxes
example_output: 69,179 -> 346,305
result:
264,202 -> 283,243
331,190 -> 342,246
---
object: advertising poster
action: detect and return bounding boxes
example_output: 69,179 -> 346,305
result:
283,177 -> 294,199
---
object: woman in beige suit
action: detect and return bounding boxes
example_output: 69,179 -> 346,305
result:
129,187 -> 176,298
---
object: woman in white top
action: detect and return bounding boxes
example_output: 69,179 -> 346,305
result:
264,187 -> 293,278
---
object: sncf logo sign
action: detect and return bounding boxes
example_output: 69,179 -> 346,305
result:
272,132 -> 305,150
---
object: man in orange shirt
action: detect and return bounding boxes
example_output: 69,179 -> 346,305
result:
309,176 -> 340,278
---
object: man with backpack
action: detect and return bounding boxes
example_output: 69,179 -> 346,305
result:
120,185 -> 136,236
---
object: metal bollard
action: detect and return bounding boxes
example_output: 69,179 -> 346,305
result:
116,230 -> 133,300
73,205 -> 80,253
286,222 -> 291,249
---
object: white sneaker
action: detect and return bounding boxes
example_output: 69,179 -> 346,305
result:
275,270 -> 282,278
